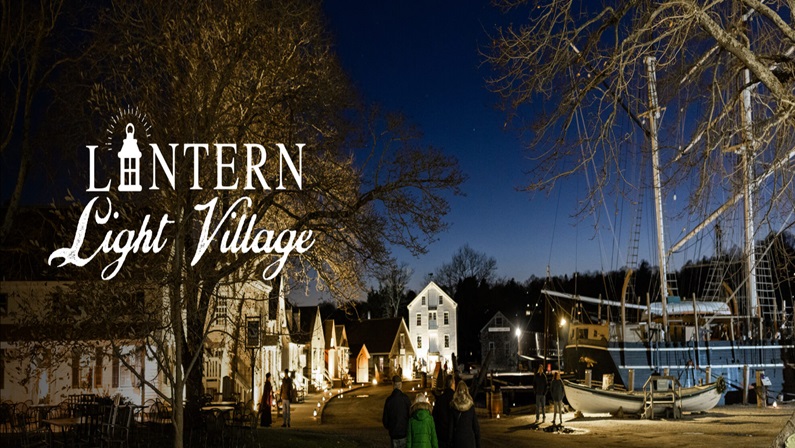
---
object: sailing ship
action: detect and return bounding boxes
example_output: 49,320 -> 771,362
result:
545,50 -> 795,403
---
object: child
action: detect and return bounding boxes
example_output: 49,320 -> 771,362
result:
407,394 -> 438,448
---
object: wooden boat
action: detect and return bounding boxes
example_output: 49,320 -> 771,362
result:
563,376 -> 724,416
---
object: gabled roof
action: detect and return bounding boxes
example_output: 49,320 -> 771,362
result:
480,310 -> 513,334
346,317 -> 409,355
291,306 -> 321,344
407,281 -> 457,309
324,320 -> 336,349
335,324 -> 348,348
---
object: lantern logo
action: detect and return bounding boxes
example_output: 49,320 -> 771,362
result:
118,123 -> 142,192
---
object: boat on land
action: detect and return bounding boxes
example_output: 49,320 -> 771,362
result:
563,375 -> 724,416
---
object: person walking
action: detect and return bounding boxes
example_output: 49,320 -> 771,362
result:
279,369 -> 293,427
383,375 -> 412,448
260,372 -> 274,427
534,365 -> 548,423
432,376 -> 455,448
550,371 -> 565,426
449,381 -> 480,448
407,394 -> 438,448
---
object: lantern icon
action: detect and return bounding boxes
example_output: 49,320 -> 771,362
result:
118,123 -> 142,192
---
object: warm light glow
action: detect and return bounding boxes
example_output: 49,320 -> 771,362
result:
560,317 -> 567,326
317,402 -> 321,408
774,401 -> 779,408
313,409 -> 318,417
496,414 -> 500,419
515,328 -> 521,338
372,379 -> 378,386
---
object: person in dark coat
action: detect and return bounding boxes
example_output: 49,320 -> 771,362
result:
383,375 -> 412,448
433,375 -> 455,448
534,365 -> 548,423
279,369 -> 293,427
449,381 -> 480,448
432,376 -> 455,448
407,394 -> 438,448
260,372 -> 273,427
550,371 -> 565,426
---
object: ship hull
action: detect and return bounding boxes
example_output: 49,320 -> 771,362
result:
564,340 -> 795,402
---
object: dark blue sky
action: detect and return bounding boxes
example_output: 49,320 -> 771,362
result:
323,1 -> 633,291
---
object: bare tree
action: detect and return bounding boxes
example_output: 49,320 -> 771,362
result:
434,244 -> 497,295
374,259 -> 413,318
0,0 -> 82,244
37,2 -> 464,447
485,0 -> 795,222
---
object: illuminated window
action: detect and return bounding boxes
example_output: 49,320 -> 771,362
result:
215,297 -> 227,323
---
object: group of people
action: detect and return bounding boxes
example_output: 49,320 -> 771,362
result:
259,369 -> 296,428
533,366 -> 565,426
383,375 -> 481,448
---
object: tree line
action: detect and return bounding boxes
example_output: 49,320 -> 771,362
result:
359,232 -> 795,364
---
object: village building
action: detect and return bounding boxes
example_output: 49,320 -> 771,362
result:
202,280 -> 271,404
323,320 -> 349,386
0,279 -> 168,405
407,281 -> 458,373
346,317 -> 415,383
289,306 -> 326,391
479,311 -> 520,372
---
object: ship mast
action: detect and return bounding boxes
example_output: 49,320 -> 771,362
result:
741,54 -> 759,339
645,56 -> 669,302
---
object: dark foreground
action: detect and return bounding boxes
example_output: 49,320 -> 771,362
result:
4,386 -> 793,447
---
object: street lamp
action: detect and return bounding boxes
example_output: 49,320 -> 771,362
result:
515,327 -> 522,366
557,317 -> 567,370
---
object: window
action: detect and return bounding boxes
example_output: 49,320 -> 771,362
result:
495,316 -> 503,326
488,341 -> 495,351
429,311 -> 436,322
112,356 -> 120,388
444,335 -> 450,348
417,336 -> 422,349
416,313 -> 422,326
215,297 -> 227,323
71,350 -> 81,389
94,347 -> 103,388
400,334 -> 405,349
0,293 -> 7,316
443,311 -> 449,325
421,296 -> 426,306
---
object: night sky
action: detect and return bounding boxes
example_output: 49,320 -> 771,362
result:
322,1 -> 635,292
0,1 -> 664,300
